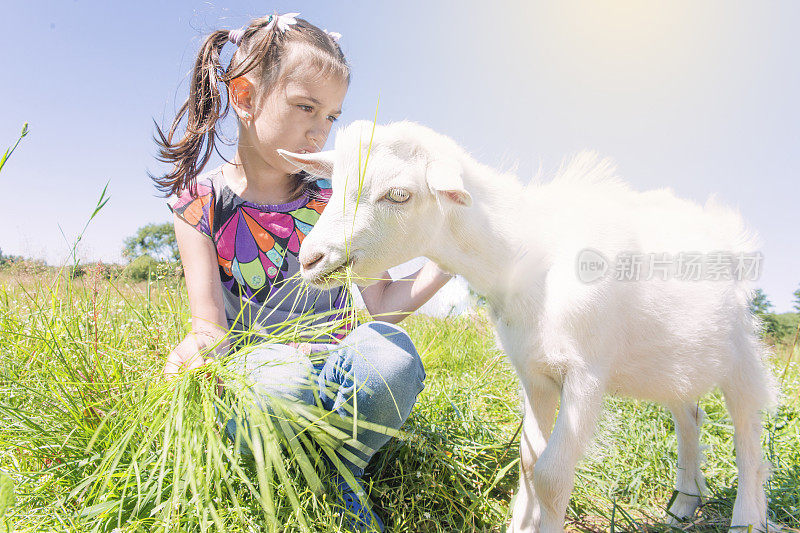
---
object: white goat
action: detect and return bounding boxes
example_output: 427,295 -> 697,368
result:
279,121 -> 777,532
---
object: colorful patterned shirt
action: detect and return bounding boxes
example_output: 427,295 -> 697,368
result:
168,167 -> 352,341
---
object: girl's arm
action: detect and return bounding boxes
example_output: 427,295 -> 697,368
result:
359,261 -> 453,324
163,214 -> 229,376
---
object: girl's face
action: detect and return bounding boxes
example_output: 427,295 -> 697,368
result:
246,72 -> 347,176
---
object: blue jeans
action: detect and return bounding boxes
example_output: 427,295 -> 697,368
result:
221,321 -> 426,476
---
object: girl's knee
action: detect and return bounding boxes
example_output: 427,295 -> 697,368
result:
234,343 -> 316,404
354,320 -> 415,353
359,322 -> 423,375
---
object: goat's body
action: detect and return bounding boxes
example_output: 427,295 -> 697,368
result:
287,121 -> 777,532
436,153 -> 775,532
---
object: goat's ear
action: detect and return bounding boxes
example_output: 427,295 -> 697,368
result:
277,149 -> 335,179
426,160 -> 473,207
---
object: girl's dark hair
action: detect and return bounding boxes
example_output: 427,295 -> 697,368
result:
152,15 -> 349,197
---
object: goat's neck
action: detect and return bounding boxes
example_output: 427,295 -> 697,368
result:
427,158 -> 544,313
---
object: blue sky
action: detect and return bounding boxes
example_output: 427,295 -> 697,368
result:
1,1 -> 798,311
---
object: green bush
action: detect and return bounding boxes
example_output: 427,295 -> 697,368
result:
125,254 -> 159,282
4,258 -> 48,275
124,256 -> 181,282
772,312 -> 800,344
69,263 -> 86,278
0,249 -> 23,268
75,262 -> 124,280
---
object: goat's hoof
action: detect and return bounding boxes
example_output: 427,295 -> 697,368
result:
727,520 -> 784,533
666,493 -> 701,524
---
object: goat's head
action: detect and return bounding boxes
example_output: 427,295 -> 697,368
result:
279,120 -> 472,288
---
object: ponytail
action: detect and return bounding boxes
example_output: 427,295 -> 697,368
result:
152,30 -> 231,196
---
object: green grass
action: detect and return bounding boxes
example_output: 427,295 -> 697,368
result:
0,123 -> 28,174
1,270 -> 799,532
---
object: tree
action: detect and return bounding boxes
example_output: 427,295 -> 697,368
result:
749,288 -> 773,315
793,283 -> 800,313
0,248 -> 22,266
122,222 -> 179,262
749,288 -> 785,339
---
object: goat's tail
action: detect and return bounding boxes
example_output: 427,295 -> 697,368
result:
727,295 -> 780,412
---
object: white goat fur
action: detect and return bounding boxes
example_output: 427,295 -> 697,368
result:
281,121 -> 777,532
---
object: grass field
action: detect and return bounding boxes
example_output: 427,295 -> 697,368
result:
1,268 -> 799,532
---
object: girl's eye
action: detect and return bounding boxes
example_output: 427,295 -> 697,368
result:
327,115 -> 339,123
298,105 -> 313,112
385,188 -> 411,204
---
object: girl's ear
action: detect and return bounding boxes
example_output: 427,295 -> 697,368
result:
277,149 -> 336,178
426,159 -> 472,207
229,77 -> 254,119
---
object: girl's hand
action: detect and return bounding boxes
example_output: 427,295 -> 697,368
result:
287,342 -> 313,357
163,332 -> 225,377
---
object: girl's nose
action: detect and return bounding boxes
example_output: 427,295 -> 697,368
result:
308,121 -> 329,149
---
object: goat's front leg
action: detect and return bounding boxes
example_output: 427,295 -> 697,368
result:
511,374 -> 560,533
534,369 -> 604,533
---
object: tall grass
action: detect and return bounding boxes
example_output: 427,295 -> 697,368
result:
0,267 -> 373,532
0,123 -> 28,174
1,270 -> 799,532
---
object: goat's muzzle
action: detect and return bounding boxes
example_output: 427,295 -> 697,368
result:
300,251 -> 324,272
299,247 -> 351,288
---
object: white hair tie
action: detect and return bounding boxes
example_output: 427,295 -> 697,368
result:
228,28 -> 246,46
325,30 -> 342,42
228,13 -> 300,47
265,12 -> 300,34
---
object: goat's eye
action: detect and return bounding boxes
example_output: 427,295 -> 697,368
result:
385,188 -> 411,204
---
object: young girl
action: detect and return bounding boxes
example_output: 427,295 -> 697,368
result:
153,12 -> 451,532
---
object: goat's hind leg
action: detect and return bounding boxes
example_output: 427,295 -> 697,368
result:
722,382 -> 771,532
722,324 -> 778,532
666,402 -> 708,523
511,374 -> 559,533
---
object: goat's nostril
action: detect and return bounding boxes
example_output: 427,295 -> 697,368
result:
301,252 -> 324,271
